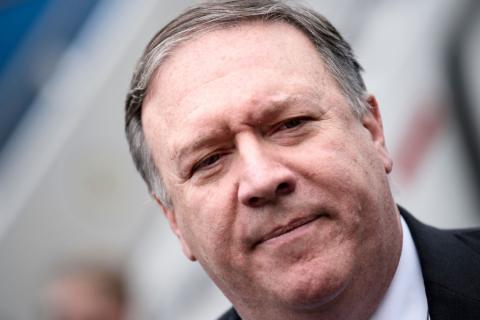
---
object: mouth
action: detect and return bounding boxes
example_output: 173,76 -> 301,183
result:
256,215 -> 324,246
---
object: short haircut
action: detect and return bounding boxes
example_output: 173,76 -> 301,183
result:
125,0 -> 367,206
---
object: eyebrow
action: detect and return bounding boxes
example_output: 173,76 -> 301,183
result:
173,126 -> 230,168
240,92 -> 322,127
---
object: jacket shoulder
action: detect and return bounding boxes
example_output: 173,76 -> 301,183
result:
217,307 -> 241,320
400,206 -> 480,319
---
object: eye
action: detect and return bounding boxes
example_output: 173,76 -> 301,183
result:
278,117 -> 311,130
192,153 -> 222,173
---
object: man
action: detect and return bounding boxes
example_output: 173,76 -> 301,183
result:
42,264 -> 128,320
125,1 -> 480,319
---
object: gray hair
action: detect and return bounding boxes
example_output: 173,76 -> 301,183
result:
125,0 -> 367,206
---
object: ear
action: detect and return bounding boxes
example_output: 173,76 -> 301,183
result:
152,194 -> 197,261
361,95 -> 393,174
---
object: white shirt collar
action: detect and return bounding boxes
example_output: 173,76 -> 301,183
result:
370,216 -> 429,320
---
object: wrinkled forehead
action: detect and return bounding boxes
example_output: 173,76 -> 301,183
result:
143,21 -> 325,108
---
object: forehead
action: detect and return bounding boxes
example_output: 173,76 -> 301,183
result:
145,21 -> 326,110
142,21 -> 335,163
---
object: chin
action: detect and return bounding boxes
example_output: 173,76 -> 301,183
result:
274,264 -> 351,311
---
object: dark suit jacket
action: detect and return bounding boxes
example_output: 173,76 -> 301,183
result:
401,207 -> 480,319
218,207 -> 480,320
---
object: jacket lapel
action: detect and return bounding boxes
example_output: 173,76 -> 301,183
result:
401,206 -> 480,319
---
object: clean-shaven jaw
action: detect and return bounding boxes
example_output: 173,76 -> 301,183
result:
141,21 -> 402,320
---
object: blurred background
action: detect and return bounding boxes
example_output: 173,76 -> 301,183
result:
0,0 -> 479,319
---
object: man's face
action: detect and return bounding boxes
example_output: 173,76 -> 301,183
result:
45,274 -> 124,320
142,22 -> 400,314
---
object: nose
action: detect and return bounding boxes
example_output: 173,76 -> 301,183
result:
237,141 -> 296,208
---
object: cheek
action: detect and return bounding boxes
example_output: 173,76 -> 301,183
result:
176,182 -> 238,257
308,130 -> 380,184
292,137 -> 359,189
292,131 -> 383,223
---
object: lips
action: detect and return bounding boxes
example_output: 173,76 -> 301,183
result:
256,215 -> 322,246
